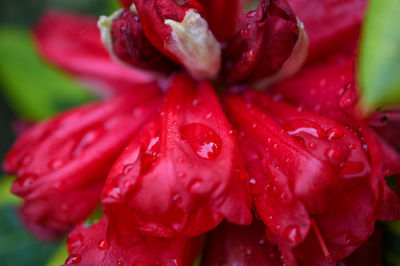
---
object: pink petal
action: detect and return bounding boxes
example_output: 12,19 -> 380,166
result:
287,0 -> 367,62
34,10 -> 153,96
102,74 -> 252,237
222,0 -> 299,83
202,221 -> 283,266
3,87 -> 161,239
64,218 -> 203,265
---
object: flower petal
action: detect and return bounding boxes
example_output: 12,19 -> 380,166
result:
225,90 -> 379,264
202,221 -> 283,266
98,8 -> 178,74
198,0 -> 245,41
3,87 -> 161,239
287,0 -> 367,62
102,74 -> 252,237
132,0 -> 221,79
64,218 -> 203,265
34,10 -> 153,96
222,0 -> 300,84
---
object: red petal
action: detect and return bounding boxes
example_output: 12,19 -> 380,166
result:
102,74 -> 252,237
3,87 -> 161,239
202,221 -> 283,266
287,0 -> 367,62
198,0 -> 244,41
110,9 -> 178,73
225,91 -> 379,264
271,55 -> 359,126
338,228 -> 382,266
132,0 -> 221,79
272,55 -> 400,222
34,10 -> 153,95
222,0 -> 299,83
370,110 -> 400,150
64,218 -> 203,265
132,0 -> 204,59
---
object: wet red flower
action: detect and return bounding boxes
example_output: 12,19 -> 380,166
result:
3,0 -> 400,265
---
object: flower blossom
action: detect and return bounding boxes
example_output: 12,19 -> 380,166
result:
3,0 -> 400,265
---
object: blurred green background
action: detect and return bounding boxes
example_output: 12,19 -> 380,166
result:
0,0 -> 399,265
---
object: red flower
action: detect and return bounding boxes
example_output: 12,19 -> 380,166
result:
3,0 -> 400,264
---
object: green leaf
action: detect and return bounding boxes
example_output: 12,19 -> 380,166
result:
46,240 -> 68,266
0,205 -> 60,266
0,177 -> 20,208
358,0 -> 400,110
0,27 -> 96,122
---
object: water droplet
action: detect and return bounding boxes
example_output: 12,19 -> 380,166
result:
16,173 -> 38,188
65,254 -> 82,264
246,49 -> 256,62
172,194 -> 182,204
103,185 -> 122,200
180,123 -> 222,160
259,239 -> 265,245
192,99 -> 199,106
117,261 -> 125,266
245,247 -> 253,255
54,181 -> 65,191
205,113 -> 213,120
273,143 -> 279,150
140,137 -> 160,175
284,120 -> 324,139
178,172 -> 186,178
319,78 -> 327,87
348,144 -> 357,150
339,85 -> 355,107
252,123 -> 257,129
309,142 -> 317,150
49,159 -> 65,170
172,223 -> 183,232
283,225 -> 302,244
97,239 -> 108,250
326,128 -> 344,140
67,233 -> 83,248
325,148 -> 341,160
249,178 -> 256,184
189,180 -> 203,194
123,164 -> 134,174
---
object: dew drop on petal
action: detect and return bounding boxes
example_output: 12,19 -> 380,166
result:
325,148 -> 341,160
16,173 -> 38,188
326,128 -> 344,140
65,254 -> 82,264
67,233 -> 83,248
283,225 -> 302,244
180,123 -> 222,160
49,159 -> 65,170
97,239 -> 108,250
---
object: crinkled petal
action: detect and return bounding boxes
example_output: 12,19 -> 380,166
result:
202,221 -> 283,266
3,87 -> 161,239
102,74 -> 252,237
132,0 -> 221,79
287,0 -> 367,62
222,0 -> 300,84
225,90 -> 380,264
34,10 -> 153,96
197,0 -> 244,41
98,8 -> 178,74
64,218 -> 203,265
